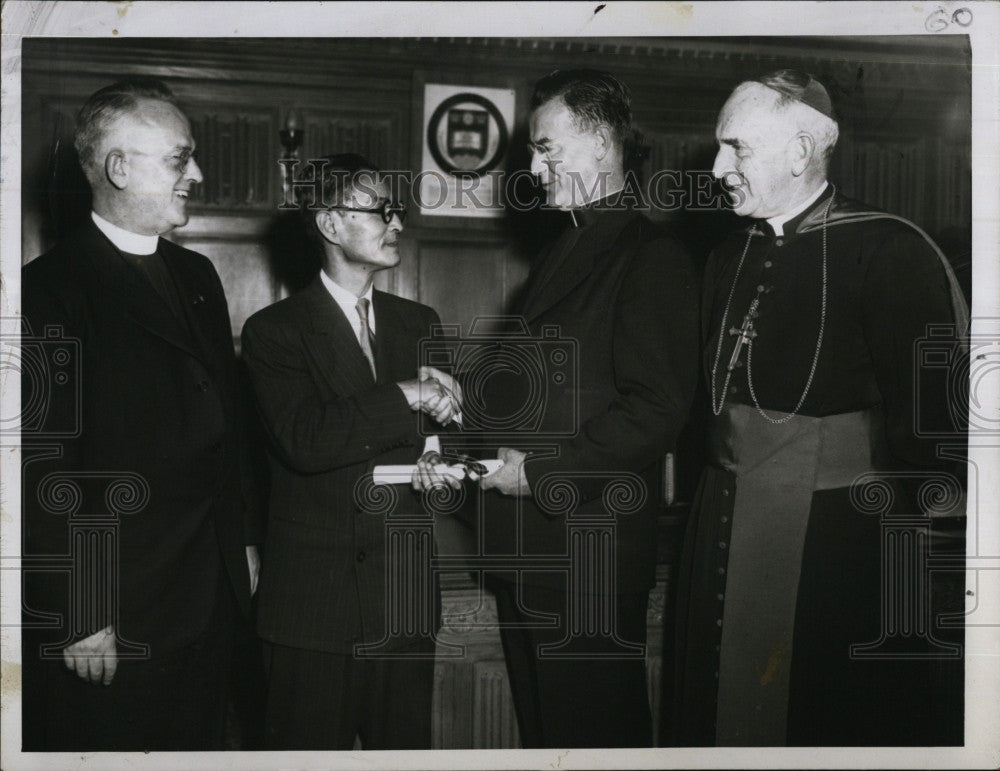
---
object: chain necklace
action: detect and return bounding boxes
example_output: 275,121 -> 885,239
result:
710,186 -> 834,423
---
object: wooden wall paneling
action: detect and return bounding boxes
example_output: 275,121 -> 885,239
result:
646,565 -> 669,746
300,109 -> 402,171
24,92 -> 98,253
184,105 -> 278,210
169,213 -> 278,344
414,233 -> 525,327
431,659 -> 474,748
931,135 -> 972,237
473,660 -> 520,749
175,239 -> 276,343
434,577 -> 520,749
431,572 -> 669,748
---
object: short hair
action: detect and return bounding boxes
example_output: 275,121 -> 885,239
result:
295,153 -> 383,245
743,69 -> 840,166
74,77 -> 178,177
296,153 -> 382,210
531,69 -> 632,150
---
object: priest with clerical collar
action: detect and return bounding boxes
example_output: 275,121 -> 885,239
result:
21,78 -> 261,751
414,67 -> 699,750
666,69 -> 967,747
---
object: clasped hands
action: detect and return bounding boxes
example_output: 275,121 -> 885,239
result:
398,366 -> 463,426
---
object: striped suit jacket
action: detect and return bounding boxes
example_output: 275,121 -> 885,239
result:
241,276 -> 440,654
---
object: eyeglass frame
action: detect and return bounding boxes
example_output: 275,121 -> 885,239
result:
326,198 -> 406,224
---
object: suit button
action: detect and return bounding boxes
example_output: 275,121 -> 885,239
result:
356,550 -> 366,563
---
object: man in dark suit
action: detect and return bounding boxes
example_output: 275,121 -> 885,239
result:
415,69 -> 699,748
21,78 -> 261,750
241,154 -> 459,750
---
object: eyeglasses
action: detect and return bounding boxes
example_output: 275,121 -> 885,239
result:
328,199 -> 406,224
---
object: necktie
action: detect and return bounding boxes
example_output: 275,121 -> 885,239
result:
356,297 -> 377,380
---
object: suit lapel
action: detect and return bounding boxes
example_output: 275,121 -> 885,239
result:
300,277 -> 377,393
81,222 -> 204,363
521,210 -> 642,322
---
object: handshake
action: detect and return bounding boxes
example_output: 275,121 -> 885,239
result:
392,366 -> 531,497
396,365 -> 463,426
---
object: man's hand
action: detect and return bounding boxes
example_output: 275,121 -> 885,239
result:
411,450 -> 463,492
480,447 -> 532,497
397,375 -> 460,425
246,545 -> 261,596
63,625 -> 117,686
418,366 -> 463,424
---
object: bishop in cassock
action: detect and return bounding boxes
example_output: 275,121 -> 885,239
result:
667,69 -> 968,747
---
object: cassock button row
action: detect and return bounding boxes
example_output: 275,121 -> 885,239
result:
764,260 -> 773,268
718,541 -> 727,550
757,284 -> 765,293
717,567 -> 725,575
721,515 -> 729,523
716,619 -> 723,627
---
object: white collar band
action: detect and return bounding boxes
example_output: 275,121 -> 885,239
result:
766,181 -> 829,237
92,211 -> 159,255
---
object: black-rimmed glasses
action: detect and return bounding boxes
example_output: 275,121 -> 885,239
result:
328,199 -> 406,224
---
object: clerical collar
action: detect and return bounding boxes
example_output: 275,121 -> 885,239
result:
765,181 -> 829,237
319,269 -> 375,335
569,187 -> 631,229
91,211 -> 159,255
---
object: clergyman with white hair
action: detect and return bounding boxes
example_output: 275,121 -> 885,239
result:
665,69 -> 968,747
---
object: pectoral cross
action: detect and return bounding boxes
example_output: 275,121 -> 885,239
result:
727,298 -> 759,372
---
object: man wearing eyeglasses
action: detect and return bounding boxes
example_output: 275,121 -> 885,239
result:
21,78 -> 261,750
241,154 -> 458,749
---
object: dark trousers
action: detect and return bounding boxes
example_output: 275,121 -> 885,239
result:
22,576 -> 236,751
490,579 -> 652,748
262,637 -> 436,750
